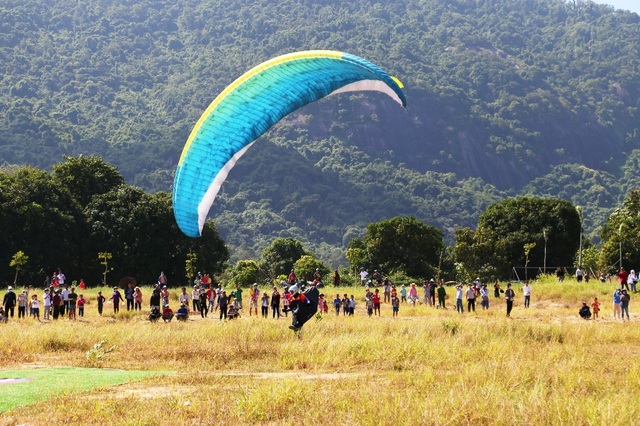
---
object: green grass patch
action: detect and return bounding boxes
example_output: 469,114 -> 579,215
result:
0,367 -> 162,413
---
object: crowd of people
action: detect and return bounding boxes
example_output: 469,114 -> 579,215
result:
1,267 -> 636,324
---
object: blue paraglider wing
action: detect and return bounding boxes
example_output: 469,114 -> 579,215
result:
173,50 -> 407,237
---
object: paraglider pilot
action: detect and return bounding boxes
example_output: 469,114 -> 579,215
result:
288,285 -> 319,331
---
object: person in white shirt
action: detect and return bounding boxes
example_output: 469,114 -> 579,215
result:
576,267 -> 584,282
359,269 -> 368,286
43,289 -> 51,320
523,282 -> 532,308
179,287 -> 190,310
60,286 -> 70,317
192,286 -> 200,313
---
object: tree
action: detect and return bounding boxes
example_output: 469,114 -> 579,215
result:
98,252 -> 113,286
231,260 -> 262,287
52,155 -> 125,207
10,251 -> 28,285
87,187 -> 229,284
185,252 -> 197,283
293,255 -> 330,283
476,197 -> 581,277
261,238 -> 308,279
362,216 -> 444,278
598,190 -> 640,272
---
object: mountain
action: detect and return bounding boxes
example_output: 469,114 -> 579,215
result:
1,0 -> 639,265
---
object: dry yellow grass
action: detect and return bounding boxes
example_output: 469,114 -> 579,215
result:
0,280 -> 638,425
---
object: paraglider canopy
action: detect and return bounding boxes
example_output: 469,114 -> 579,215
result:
172,50 -> 407,237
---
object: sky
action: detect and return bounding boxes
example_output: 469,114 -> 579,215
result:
594,0 -> 640,14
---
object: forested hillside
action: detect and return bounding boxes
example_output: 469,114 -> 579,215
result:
1,0 -> 638,265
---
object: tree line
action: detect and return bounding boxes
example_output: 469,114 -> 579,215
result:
3,156 -> 636,287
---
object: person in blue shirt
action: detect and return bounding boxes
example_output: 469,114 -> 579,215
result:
176,303 -> 189,321
612,289 -> 622,320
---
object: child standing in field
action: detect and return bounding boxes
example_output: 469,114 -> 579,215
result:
77,294 -> 86,317
342,294 -> 349,316
366,297 -> 374,317
591,297 -> 600,319
96,291 -> 106,316
349,295 -> 356,316
400,285 -> 407,303
391,294 -> 399,317
333,294 -> 341,315
30,294 -> 40,320
318,293 -> 325,316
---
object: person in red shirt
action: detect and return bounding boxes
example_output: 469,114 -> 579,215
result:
287,269 -> 297,285
372,288 -> 381,316
619,267 -> 629,291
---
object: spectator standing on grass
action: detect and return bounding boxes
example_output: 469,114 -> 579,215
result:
158,271 -> 167,287
96,291 -> 105,316
110,287 -> 122,314
523,281 -> 532,308
68,288 -> 77,320
556,267 -> 565,282
591,297 -> 600,319
612,289 -> 622,320
199,289 -> 208,318
218,291 -> 228,321
505,283 -> 515,318
423,281 -> 432,307
333,294 -> 341,315
161,286 -> 169,306
437,283 -> 447,309
43,289 -> 51,320
466,284 -> 476,313
282,287 -> 291,317
134,287 -> 143,311
192,285 -> 200,313
372,289 -> 380,315
621,290 -> 631,322
77,294 -> 86,318
455,285 -> 464,313
480,284 -> 490,310
628,270 -> 637,293
288,269 -> 297,285
60,285 -> 70,317
400,284 -> 407,303
30,294 -> 40,321
619,267 -> 629,291
342,294 -> 349,316
360,268 -> 368,286
125,283 -> 134,311
366,296 -> 373,317
261,292 -> 269,318
249,284 -> 259,317
333,270 -> 340,287
409,283 -> 420,306
271,287 -> 281,319
494,282 -> 502,299
391,294 -> 400,317
384,279 -> 391,304
576,267 -> 584,282
234,285 -> 243,309
52,290 -> 61,320
349,295 -> 356,316
17,290 -> 28,319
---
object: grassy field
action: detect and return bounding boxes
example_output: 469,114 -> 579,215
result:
0,277 -> 638,425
